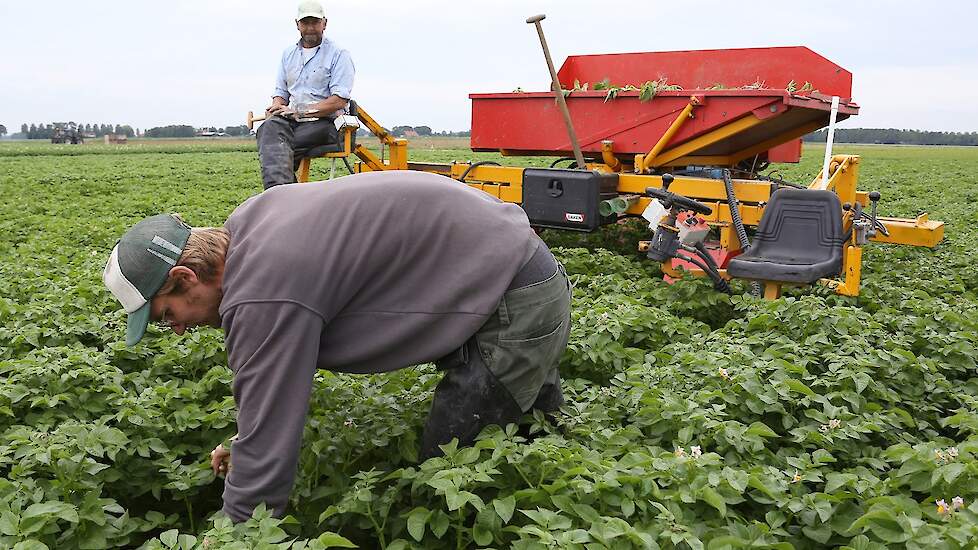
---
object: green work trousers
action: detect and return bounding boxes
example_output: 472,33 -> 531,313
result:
421,263 -> 572,458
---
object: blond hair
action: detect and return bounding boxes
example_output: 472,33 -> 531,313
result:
157,226 -> 230,296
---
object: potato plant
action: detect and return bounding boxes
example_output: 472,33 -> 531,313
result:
0,142 -> 976,548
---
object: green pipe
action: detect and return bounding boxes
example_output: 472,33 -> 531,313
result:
600,195 -> 641,217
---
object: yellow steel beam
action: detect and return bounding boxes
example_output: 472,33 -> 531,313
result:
658,155 -> 734,167
763,282 -> 783,300
437,166 -> 772,224
873,215 -> 945,247
406,162 -> 454,176
354,145 -> 388,172
448,164 -> 525,186
809,154 -> 859,205
617,173 -> 773,203
355,106 -> 397,147
389,138 -> 409,170
296,158 -> 311,183
695,202 -> 764,226
616,196 -> 764,225
727,120 -> 826,165
639,98 -> 699,172
849,198 -> 944,248
648,114 -> 768,168
821,245 -> 862,297
465,182 -> 522,203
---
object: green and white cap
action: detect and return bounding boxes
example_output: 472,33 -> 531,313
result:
103,214 -> 191,346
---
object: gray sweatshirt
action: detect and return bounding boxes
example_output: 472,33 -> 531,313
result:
219,171 -> 538,522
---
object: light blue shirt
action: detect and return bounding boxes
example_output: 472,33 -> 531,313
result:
274,38 -> 354,113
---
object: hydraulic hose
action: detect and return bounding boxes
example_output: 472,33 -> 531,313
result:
459,161 -> 501,182
549,157 -> 579,168
694,241 -> 721,273
677,251 -> 731,294
723,169 -> 762,297
756,174 -> 806,189
692,242 -> 732,294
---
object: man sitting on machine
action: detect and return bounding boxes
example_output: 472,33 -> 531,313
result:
257,0 -> 355,190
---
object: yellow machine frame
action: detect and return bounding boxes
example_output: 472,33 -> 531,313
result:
258,103 -> 944,298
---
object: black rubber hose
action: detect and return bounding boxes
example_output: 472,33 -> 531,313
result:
694,241 -> 721,273
459,161 -> 501,182
723,169 -> 762,297
693,245 -> 733,294
677,251 -> 731,294
342,157 -> 354,175
722,169 -> 751,252
549,157 -> 578,168
757,174 -> 806,189
690,246 -> 733,294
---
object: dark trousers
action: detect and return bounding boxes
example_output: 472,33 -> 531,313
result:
420,262 -> 572,459
256,116 -> 339,190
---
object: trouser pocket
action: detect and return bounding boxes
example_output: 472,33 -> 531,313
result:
477,265 -> 572,411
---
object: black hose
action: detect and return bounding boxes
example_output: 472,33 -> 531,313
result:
693,245 -> 732,294
689,245 -> 732,294
342,157 -> 354,175
549,157 -> 578,168
722,169 -> 751,251
757,174 -> 806,189
723,169 -> 761,297
676,252 -> 731,294
694,241 -> 721,273
459,161 -> 501,182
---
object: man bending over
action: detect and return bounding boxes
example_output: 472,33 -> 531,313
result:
102,171 -> 571,522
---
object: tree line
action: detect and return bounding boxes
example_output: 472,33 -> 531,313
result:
805,128 -> 978,146
387,125 -> 470,138
143,125 -> 250,138
2,123 -> 255,140
18,123 -> 136,140
2,121 -> 472,140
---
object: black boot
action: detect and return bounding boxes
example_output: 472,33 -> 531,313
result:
420,340 -> 524,460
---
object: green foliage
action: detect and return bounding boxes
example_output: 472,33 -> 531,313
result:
0,142 -> 977,548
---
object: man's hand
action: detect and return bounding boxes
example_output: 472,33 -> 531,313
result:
210,443 -> 231,477
266,103 -> 296,119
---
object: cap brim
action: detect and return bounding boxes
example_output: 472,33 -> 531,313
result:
126,302 -> 152,346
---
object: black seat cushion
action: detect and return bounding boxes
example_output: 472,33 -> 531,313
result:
303,100 -> 358,159
727,188 -> 843,283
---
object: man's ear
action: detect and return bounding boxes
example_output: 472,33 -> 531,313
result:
168,266 -> 199,285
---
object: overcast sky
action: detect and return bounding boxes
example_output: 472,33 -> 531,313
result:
1,0 -> 976,133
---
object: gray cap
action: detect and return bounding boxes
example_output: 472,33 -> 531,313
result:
103,214 -> 191,345
296,0 -> 325,19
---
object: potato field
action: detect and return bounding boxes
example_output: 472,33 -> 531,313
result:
1,140 -> 977,549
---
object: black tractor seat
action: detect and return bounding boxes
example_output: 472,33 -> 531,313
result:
727,188 -> 844,284
304,100 -> 358,159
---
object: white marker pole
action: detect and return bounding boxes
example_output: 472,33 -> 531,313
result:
820,95 -> 840,187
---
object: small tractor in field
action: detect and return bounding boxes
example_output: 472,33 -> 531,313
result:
51,122 -> 83,144
248,17 -> 943,299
